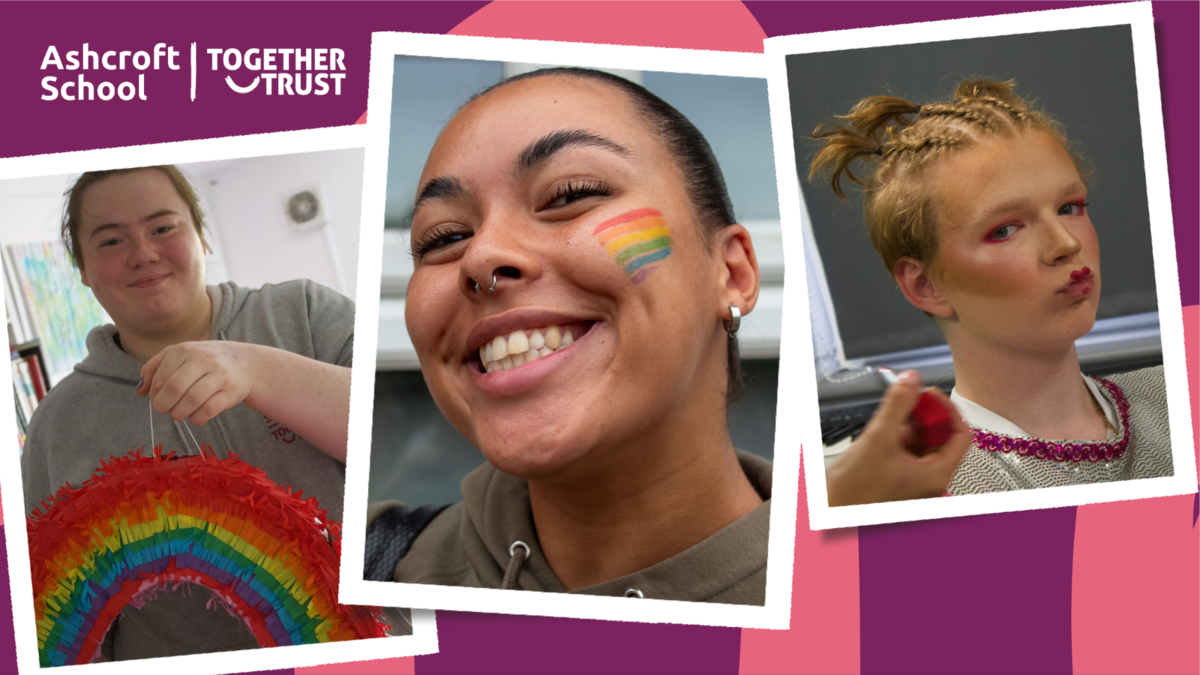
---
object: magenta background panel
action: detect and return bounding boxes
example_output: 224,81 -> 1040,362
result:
858,510 -> 1077,674
417,612 -> 740,675
0,529 -> 14,670
0,1 -> 487,159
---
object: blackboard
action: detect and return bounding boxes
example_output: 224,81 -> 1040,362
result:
788,26 -> 1158,359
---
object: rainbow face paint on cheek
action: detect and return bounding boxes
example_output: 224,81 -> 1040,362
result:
592,207 -> 672,283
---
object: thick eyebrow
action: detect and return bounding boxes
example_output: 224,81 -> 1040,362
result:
969,180 -> 1088,227
514,129 -> 630,177
87,209 -> 179,239
413,176 -> 467,215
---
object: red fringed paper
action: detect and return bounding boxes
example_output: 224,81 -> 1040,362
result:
29,447 -> 388,667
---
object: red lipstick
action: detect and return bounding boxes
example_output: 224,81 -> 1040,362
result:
1059,268 -> 1094,296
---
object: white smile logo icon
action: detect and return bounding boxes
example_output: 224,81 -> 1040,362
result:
206,47 -> 347,97
225,76 -> 260,93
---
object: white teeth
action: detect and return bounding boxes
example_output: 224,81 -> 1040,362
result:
507,331 -> 529,355
479,324 -> 583,373
492,335 -> 508,360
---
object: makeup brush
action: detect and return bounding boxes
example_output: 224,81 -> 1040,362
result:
877,367 -> 956,452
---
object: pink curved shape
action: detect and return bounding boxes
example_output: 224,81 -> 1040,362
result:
354,111 -> 368,125
449,1 -> 767,53
1072,495 -> 1199,674
1071,305 -> 1200,675
297,656 -> 415,675
740,456 -> 860,675
1188,304 -> 1199,468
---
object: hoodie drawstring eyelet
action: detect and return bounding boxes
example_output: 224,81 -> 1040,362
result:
502,540 -> 530,590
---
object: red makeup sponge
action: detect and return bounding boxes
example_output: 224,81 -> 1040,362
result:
911,392 -> 955,448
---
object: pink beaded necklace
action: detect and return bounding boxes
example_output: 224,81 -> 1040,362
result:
970,377 -> 1131,463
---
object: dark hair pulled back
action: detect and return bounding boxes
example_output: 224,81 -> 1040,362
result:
471,68 -> 744,401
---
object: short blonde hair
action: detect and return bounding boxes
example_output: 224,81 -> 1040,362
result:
809,79 -> 1089,275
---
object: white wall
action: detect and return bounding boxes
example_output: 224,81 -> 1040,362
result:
0,173 -> 233,348
0,147 -> 365,367
0,176 -> 65,245
182,148 -> 364,300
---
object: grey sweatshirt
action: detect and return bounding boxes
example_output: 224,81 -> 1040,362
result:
370,451 -> 771,605
22,279 -> 354,660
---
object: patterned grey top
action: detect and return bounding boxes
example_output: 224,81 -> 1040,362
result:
946,366 -> 1173,495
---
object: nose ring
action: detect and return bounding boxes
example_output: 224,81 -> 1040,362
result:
472,273 -> 500,295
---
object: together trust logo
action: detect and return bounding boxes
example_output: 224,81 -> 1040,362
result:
207,48 -> 347,96
39,42 -> 349,102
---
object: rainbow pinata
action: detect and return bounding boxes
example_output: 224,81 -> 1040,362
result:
28,447 -> 387,667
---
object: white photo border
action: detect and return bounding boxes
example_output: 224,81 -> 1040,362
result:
764,1 -> 1197,530
0,127 -> 440,675
340,32 -> 804,631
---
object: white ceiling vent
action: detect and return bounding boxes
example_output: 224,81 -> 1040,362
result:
283,182 -> 328,233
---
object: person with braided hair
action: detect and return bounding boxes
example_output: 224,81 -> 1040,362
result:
810,79 -> 1172,504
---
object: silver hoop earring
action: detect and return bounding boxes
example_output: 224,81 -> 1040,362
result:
724,305 -> 741,337
488,273 -> 498,295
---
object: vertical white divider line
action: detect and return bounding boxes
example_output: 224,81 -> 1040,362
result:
190,42 -> 197,101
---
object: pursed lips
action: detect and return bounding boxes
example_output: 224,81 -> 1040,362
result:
1058,267 -> 1094,294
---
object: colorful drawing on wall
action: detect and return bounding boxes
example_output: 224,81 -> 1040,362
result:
8,241 -> 109,384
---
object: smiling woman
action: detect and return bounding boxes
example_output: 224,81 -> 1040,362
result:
20,165 -> 358,659
366,68 -> 771,603
808,80 -> 1173,504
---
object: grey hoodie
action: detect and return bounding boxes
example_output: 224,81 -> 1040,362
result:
370,450 -> 771,605
22,279 -> 353,660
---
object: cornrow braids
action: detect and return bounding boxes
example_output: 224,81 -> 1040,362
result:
809,78 -> 1088,277
885,131 -> 970,157
912,103 -> 999,132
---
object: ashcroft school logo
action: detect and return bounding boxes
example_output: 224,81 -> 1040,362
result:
39,43 -> 347,102
40,43 -> 181,101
